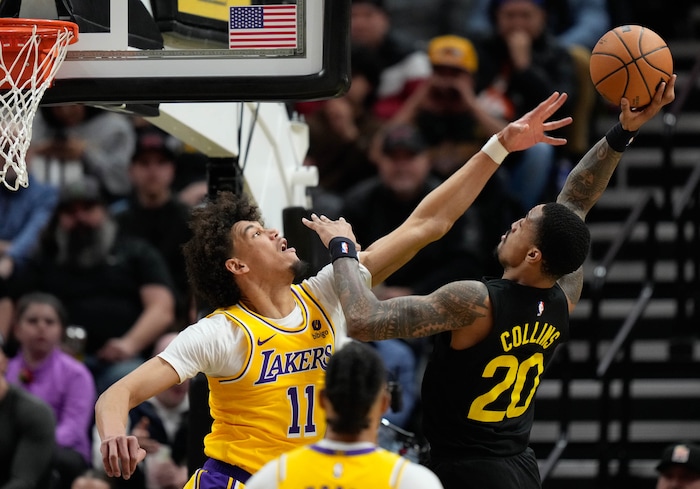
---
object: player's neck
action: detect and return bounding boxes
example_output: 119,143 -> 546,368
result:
502,267 -> 555,288
325,429 -> 375,445
238,288 -> 296,319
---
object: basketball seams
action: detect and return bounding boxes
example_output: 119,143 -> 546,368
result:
639,48 -> 673,76
590,25 -> 672,108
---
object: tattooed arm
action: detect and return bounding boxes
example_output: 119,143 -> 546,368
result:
331,256 -> 491,342
556,75 -> 676,307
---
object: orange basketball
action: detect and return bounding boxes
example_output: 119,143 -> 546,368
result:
590,25 -> 673,109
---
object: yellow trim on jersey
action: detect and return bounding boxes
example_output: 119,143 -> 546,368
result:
178,0 -> 252,22
218,311 -> 253,382
295,283 -> 336,337
392,458 -> 409,489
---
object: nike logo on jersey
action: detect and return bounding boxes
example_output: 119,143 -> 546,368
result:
257,334 -> 276,346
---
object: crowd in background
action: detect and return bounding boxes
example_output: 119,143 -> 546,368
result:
0,0 -> 693,488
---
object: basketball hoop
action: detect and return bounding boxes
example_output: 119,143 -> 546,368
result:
0,18 -> 78,191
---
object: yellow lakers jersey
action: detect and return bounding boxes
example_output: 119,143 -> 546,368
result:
276,444 -> 409,488
204,284 -> 337,474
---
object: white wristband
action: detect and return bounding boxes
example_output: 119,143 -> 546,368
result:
481,135 -> 509,165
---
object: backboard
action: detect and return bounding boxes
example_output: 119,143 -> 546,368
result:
9,0 -> 350,105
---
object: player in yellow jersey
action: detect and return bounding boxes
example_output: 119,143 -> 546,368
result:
94,92 -> 572,488
246,340 -> 443,489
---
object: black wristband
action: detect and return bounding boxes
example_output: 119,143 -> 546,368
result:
605,122 -> 639,152
328,236 -> 358,263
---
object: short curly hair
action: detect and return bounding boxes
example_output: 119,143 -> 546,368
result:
183,191 -> 262,310
535,202 -> 590,279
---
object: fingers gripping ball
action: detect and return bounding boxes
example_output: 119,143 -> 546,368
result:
590,25 -> 673,110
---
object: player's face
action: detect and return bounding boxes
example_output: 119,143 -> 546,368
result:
230,220 -> 301,278
656,466 -> 700,489
496,205 -> 542,269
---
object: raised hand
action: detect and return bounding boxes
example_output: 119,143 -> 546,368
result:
301,214 -> 359,249
500,91 -> 572,153
620,74 -> 676,132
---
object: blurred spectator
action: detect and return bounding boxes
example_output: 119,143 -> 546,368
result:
391,35 -> 503,178
0,347 -> 57,489
0,166 -> 58,279
7,176 -> 176,393
342,123 -> 483,299
390,34 -> 522,274
6,292 -> 95,489
350,0 -> 432,120
303,45 -> 383,201
129,117 -> 208,208
371,339 -> 417,430
91,332 -> 190,489
112,126 -> 194,328
464,0 -> 603,163
471,0 -> 578,212
656,442 -> 700,489
380,0 -> 475,44
172,150 -> 208,208
29,105 -> 136,202
463,0 -> 610,51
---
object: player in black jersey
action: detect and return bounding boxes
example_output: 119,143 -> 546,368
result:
304,75 -> 677,489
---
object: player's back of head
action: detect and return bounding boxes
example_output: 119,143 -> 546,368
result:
324,341 -> 386,434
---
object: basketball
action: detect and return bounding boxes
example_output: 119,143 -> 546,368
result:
590,25 -> 673,109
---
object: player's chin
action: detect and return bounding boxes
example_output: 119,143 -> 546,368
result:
291,259 -> 309,281
493,244 -> 502,263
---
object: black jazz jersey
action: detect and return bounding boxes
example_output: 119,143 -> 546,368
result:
422,278 -> 570,459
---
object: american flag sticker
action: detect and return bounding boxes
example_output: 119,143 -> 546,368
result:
229,5 -> 298,50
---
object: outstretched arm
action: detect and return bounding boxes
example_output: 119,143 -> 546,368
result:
304,92 -> 572,286
556,75 -> 676,307
303,218 -> 490,341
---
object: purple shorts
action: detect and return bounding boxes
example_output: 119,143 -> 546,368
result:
185,458 -> 252,489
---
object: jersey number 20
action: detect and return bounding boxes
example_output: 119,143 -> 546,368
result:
468,353 -> 544,422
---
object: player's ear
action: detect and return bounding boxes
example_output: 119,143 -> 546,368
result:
225,257 -> 248,275
380,387 -> 391,413
526,247 -> 541,263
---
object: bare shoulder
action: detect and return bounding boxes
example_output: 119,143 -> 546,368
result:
437,280 -> 494,349
432,280 -> 489,310
427,279 -> 491,329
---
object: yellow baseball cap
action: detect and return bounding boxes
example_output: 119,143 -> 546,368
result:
428,35 -> 478,73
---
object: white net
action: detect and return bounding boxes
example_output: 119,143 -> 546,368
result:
0,22 -> 77,190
